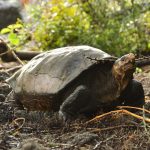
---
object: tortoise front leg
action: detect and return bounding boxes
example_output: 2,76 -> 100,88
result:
119,79 -> 145,107
59,85 -> 94,122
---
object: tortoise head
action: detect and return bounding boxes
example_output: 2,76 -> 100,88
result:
112,53 -> 135,91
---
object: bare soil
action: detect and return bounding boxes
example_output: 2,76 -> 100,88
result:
0,61 -> 150,150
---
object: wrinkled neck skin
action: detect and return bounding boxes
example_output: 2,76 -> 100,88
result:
111,66 -> 130,95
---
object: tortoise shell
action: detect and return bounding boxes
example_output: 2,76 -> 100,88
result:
7,46 -> 116,95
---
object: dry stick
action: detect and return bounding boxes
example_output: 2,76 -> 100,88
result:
11,50 -> 24,65
117,105 -> 150,132
11,117 -> 26,135
117,106 -> 150,114
122,109 -> 150,123
73,125 -> 140,133
93,135 -> 116,149
0,49 -> 24,65
48,143 -> 73,147
88,125 -> 143,133
12,117 -> 25,129
0,50 -> 9,57
86,109 -> 150,124
142,105 -> 148,132
6,65 -> 22,73
0,40 -> 24,65
85,110 -> 123,124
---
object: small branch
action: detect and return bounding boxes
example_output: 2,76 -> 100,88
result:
93,135 -> 116,149
89,125 -> 142,133
86,56 -> 117,63
86,109 -> 150,124
85,110 -> 123,124
11,117 -> 25,135
6,66 -> 22,73
0,50 -> 9,57
48,143 -> 73,147
122,109 -> 150,123
11,50 -> 24,65
142,105 -> 148,132
0,39 -> 24,65
0,39 -> 37,64
135,56 -> 150,67
117,106 -> 150,114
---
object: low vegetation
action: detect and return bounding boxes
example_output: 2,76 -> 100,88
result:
1,0 -> 150,56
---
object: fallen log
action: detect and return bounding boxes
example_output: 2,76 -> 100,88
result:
135,56 -> 150,67
0,39 -> 41,62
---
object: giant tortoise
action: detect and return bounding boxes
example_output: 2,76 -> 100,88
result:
7,46 -> 145,121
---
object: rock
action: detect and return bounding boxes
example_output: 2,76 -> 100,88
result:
69,132 -> 98,146
22,142 -> 45,150
0,0 -> 22,29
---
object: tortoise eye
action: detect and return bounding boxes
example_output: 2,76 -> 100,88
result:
120,56 -> 125,61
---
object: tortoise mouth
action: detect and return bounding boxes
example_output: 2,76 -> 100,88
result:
120,62 -> 135,79
115,53 -> 135,72
124,63 -> 135,72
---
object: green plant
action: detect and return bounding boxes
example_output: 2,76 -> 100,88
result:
26,0 -> 91,50
1,21 -> 23,47
0,19 -> 31,50
1,0 -> 150,56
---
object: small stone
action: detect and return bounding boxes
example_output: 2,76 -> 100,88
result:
70,132 -> 98,146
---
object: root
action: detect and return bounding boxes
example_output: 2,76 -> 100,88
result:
86,108 -> 150,124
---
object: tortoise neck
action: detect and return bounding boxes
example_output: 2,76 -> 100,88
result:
111,67 -> 129,94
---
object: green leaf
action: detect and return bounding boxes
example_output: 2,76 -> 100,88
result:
135,67 -> 142,73
7,24 -> 14,29
1,28 -> 11,34
13,23 -> 23,29
8,33 -> 20,46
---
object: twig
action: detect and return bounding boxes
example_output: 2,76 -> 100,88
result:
118,106 -> 150,131
93,135 -> 116,149
48,143 -> 73,147
12,117 -> 25,130
0,50 -> 10,57
6,65 -> 22,73
86,109 -> 150,124
119,109 -> 150,123
72,124 -> 141,133
142,105 -> 148,132
88,125 -> 143,133
86,56 -> 116,63
135,56 -> 150,61
85,110 -> 123,124
84,125 -> 143,132
117,106 -> 150,114
11,50 -> 24,65
0,39 -> 24,65
135,56 -> 150,67
11,117 -> 25,134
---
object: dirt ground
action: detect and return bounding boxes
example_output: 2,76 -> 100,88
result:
0,61 -> 150,150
